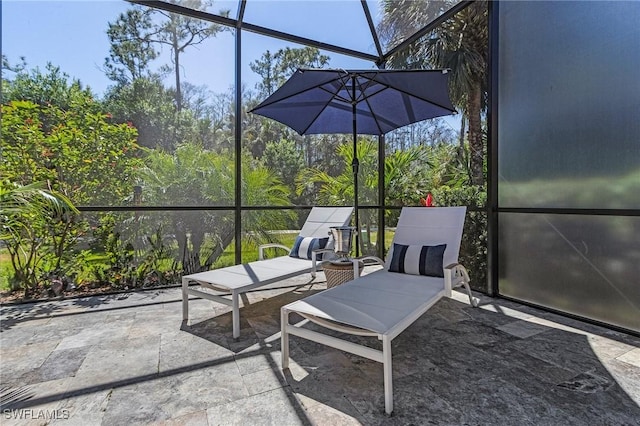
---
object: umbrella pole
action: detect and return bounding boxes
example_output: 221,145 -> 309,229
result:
351,75 -> 360,257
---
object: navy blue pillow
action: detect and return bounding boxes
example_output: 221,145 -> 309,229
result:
289,236 -> 329,260
388,243 -> 446,277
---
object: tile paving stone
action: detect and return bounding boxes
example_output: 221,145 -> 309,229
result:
158,330 -> 234,373
497,319 -> 550,338
303,402 -> 367,426
102,364 -> 249,425
480,341 -> 578,386
54,319 -> 134,351
73,335 -> 161,388
206,387 -> 309,426
286,350 -> 388,417
0,325 -> 39,349
603,357 -> 640,404
129,311 -> 181,339
240,364 -> 287,396
22,345 -> 92,384
233,344 -> 285,377
246,314 -> 281,339
0,340 -> 59,387
1,315 -> 52,331
156,409 -> 209,426
617,347 -> 640,368
587,333 -> 640,362
51,387 -> 111,425
506,328 -> 621,376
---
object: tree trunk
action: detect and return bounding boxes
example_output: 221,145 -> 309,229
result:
173,32 -> 182,111
202,228 -> 235,269
467,85 -> 484,186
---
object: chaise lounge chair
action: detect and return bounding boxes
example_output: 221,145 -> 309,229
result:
280,206 -> 478,415
182,206 -> 353,338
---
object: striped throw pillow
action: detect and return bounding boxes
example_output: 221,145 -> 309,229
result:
289,236 -> 330,260
388,243 -> 447,277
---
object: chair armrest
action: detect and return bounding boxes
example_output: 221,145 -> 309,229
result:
311,248 -> 335,274
351,255 -> 385,276
259,243 -> 291,260
444,263 -> 478,307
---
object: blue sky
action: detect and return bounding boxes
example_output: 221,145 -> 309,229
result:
2,0 -> 381,97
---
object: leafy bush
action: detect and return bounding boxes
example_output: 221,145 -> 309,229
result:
431,185 -> 487,291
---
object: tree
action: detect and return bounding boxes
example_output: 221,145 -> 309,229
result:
296,139 -> 378,254
1,62 -> 100,133
380,0 -> 488,186
248,47 -> 337,167
137,142 -> 292,274
1,64 -> 141,206
263,138 -> 305,199
103,75 -> 198,151
105,1 -> 226,111
2,65 -> 141,294
104,8 -> 158,85
250,47 -> 330,99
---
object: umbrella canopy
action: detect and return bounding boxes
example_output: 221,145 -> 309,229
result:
250,68 -> 456,255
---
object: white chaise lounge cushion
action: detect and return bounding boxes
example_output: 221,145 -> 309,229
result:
186,256 -> 315,291
284,269 -> 446,334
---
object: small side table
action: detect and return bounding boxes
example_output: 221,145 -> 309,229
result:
323,260 -> 364,288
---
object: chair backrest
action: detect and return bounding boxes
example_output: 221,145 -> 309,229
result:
298,207 -> 354,238
384,206 -> 467,270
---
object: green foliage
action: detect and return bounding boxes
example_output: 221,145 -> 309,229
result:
263,138 -> 305,193
1,65 -> 142,297
89,224 -> 180,290
250,47 -> 330,98
103,76 -> 194,151
105,1 -> 226,111
137,142 -> 293,274
0,179 -> 79,297
1,80 -> 141,206
382,0 -> 488,186
431,185 -> 487,291
1,63 -> 98,123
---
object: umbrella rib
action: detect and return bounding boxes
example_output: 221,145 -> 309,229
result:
250,71 -> 346,110
300,73 -> 353,135
355,73 -> 387,134
356,71 -> 457,114
375,83 -> 456,114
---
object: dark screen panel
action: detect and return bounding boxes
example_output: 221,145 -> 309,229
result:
498,1 -> 640,209
499,213 -> 640,332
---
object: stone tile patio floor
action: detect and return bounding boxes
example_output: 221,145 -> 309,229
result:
1,271 -> 639,426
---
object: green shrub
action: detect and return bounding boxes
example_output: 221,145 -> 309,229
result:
431,185 -> 487,292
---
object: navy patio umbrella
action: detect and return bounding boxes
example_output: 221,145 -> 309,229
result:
250,68 -> 457,254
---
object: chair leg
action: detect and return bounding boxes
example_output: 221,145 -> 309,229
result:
232,291 -> 240,339
382,335 -> 393,415
281,308 -> 290,369
461,280 -> 479,307
181,277 -> 189,321
455,266 -> 479,308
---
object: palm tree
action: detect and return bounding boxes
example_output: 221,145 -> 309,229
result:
0,179 -> 78,296
380,0 -> 488,186
137,143 -> 292,273
297,139 -> 463,254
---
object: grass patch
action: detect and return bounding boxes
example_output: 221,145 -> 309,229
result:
0,251 -> 13,291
